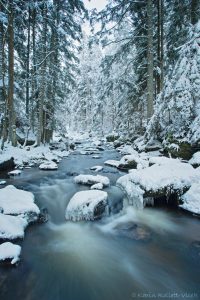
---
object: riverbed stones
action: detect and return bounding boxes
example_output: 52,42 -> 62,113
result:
0,157 -> 15,172
114,222 -> 151,241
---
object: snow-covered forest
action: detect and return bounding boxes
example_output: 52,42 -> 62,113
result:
0,1 -> 200,299
0,0 -> 200,147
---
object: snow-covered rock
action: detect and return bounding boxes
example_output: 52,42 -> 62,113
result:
39,161 -> 58,170
118,145 -> 136,155
92,155 -> 101,159
180,183 -> 200,215
8,170 -> 22,176
189,152 -> 200,167
52,150 -> 69,158
65,190 -> 108,221
44,152 -> 60,162
0,157 -> 15,172
117,161 -> 199,209
0,214 -> 28,240
118,154 -> 148,170
92,140 -> 102,147
104,160 -> 120,168
0,242 -> 21,265
0,180 -> 6,185
0,185 -> 40,220
90,165 -> 103,172
74,174 -> 110,187
91,183 -> 103,190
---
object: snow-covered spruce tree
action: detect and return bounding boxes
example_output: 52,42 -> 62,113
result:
99,20 -> 137,136
67,34 -> 103,134
146,21 -> 200,145
93,0 -> 166,136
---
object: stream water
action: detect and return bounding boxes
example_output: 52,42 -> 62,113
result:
0,142 -> 200,300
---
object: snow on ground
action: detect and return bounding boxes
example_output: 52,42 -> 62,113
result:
0,141 -> 69,170
90,166 -> 103,172
0,143 -> 50,167
39,161 -> 58,170
180,183 -> 200,214
0,214 -> 28,240
117,161 -> 199,209
74,174 -> 110,187
104,160 -> 120,168
0,242 -> 21,265
65,190 -> 108,221
8,170 -> 22,176
0,185 -> 40,217
91,183 -> 103,190
189,152 -> 200,166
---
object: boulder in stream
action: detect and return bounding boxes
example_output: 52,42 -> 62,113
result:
0,185 -> 40,223
39,161 -> 58,170
0,242 -> 21,266
117,160 -> 199,209
74,174 -> 110,187
65,190 -> 108,221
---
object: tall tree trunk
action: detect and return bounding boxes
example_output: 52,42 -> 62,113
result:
147,0 -> 154,121
26,2 -> 31,118
47,0 -> 60,143
0,3 -> 8,150
191,0 -> 199,25
37,2 -> 47,146
0,3 -> 4,111
157,0 -> 164,94
8,0 -> 16,146
30,6 -> 36,131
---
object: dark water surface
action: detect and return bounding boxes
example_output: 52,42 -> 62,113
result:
0,144 -> 200,300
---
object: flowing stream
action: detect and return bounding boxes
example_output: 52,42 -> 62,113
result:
0,143 -> 200,300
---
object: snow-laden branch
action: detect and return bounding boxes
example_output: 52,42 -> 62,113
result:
32,51 -> 55,67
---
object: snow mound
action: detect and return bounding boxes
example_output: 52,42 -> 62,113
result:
119,145 -> 138,155
104,160 -> 120,168
0,185 -> 40,217
0,214 -> 28,240
0,242 -> 21,265
0,181 -> 6,185
8,170 -> 22,176
65,190 -> 108,221
117,162 -> 198,209
91,183 -> 103,190
74,174 -> 110,187
39,161 -> 58,170
180,183 -> 200,214
90,166 -> 103,172
149,156 -> 182,166
189,152 -> 200,166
